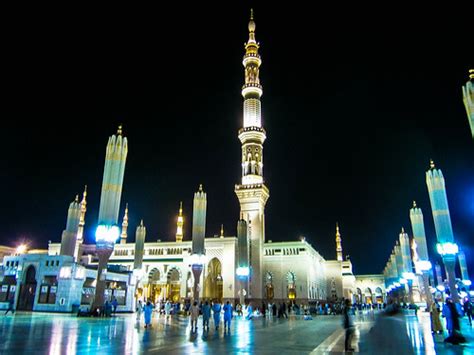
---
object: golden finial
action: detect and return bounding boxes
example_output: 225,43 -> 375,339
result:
125,203 -> 129,213
83,185 -> 87,198
220,224 -> 224,238
248,9 -> 256,33
401,227 -> 405,233
336,222 -> 340,233
140,219 -> 144,227
413,200 -> 417,208
199,184 -> 203,192
250,8 -> 254,20
75,194 -> 79,202
429,159 -> 435,169
179,201 -> 183,215
470,69 -> 474,80
117,125 -> 123,136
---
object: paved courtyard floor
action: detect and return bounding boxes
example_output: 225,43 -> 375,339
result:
0,310 -> 473,354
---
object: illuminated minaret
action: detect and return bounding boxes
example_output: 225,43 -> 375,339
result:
235,9 -> 269,300
176,202 -> 184,243
409,201 -> 432,304
191,184 -> 207,301
134,220 -> 146,270
335,223 -> 343,261
458,249 -> 471,285
463,69 -> 474,138
426,160 -> 459,302
74,185 -> 87,261
60,195 -> 81,257
98,125 -> 128,226
120,203 -> 129,244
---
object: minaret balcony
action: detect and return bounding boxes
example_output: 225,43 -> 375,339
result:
241,84 -> 263,97
238,127 -> 266,144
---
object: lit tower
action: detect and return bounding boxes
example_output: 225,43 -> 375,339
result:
236,216 -> 249,305
458,249 -> 471,287
93,126 -> 128,309
234,9 -> 269,301
60,195 -> 81,257
191,184 -> 207,301
120,203 -> 129,244
134,220 -> 146,270
74,185 -> 87,261
426,160 -> 459,302
335,223 -> 343,261
463,69 -> 474,138
409,201 -> 432,305
176,202 -> 184,243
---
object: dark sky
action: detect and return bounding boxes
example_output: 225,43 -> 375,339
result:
1,5 -> 473,275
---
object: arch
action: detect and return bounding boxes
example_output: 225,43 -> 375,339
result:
265,271 -> 274,300
148,268 -> 161,284
364,287 -> 373,304
374,287 -> 383,304
355,288 -> 363,304
204,258 -> 223,301
166,268 -> 181,302
146,268 -> 164,303
17,265 -> 37,311
287,271 -> 296,300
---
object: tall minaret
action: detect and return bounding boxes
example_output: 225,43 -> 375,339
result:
192,184 -> 207,256
134,220 -> 146,270
335,223 -> 343,261
176,202 -> 184,243
235,9 -> 269,300
60,195 -> 81,257
463,69 -> 474,138
74,185 -> 87,261
120,203 -> 129,244
98,125 -> 128,227
426,160 -> 459,302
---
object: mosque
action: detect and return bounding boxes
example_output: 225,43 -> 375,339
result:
0,12 -> 390,313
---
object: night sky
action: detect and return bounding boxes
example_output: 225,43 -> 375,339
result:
2,5 -> 473,276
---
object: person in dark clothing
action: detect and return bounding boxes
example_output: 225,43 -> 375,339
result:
443,298 -> 466,345
112,297 -> 119,314
463,299 -> 472,326
343,299 -> 355,352
272,303 -> 277,317
261,302 -> 266,317
4,298 -> 15,315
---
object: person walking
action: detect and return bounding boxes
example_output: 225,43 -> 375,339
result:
136,300 -> 143,321
111,297 -> 119,315
4,298 -> 15,315
343,299 -> 355,352
144,301 -> 153,328
430,300 -> 443,334
223,301 -> 233,332
443,298 -> 466,344
212,300 -> 222,330
202,300 -> 211,331
261,301 -> 266,318
246,302 -> 253,320
463,298 -> 472,326
190,301 -> 200,332
165,300 -> 172,320
272,302 -> 277,317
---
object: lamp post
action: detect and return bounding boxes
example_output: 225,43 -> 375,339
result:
93,225 -> 120,308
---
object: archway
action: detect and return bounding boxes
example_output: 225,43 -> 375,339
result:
364,287 -> 373,304
287,272 -> 296,300
204,258 -> 223,301
17,265 -> 37,310
375,287 -> 383,304
147,268 -> 164,303
355,288 -> 363,304
265,272 -> 274,300
166,268 -> 181,302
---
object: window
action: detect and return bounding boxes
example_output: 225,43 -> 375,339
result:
38,276 -> 58,304
0,276 -> 16,302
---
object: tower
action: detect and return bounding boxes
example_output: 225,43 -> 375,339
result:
74,185 -> 87,261
463,69 -> 474,138
409,201 -> 432,304
60,195 -> 81,257
98,125 -> 128,226
134,220 -> 146,270
93,126 -> 128,309
236,217 -> 249,304
191,184 -> 207,301
335,223 -> 343,261
426,160 -> 459,302
458,249 -> 471,286
120,203 -> 129,244
234,9 -> 269,300
176,202 -> 184,243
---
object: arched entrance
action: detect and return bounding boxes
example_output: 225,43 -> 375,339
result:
166,268 -> 181,302
287,272 -> 296,300
375,287 -> 383,304
17,265 -> 37,310
204,258 -> 223,301
364,287 -> 373,304
148,268 -> 164,303
265,272 -> 274,300
355,288 -> 362,304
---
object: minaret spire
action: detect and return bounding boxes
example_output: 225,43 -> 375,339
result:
463,69 -> 474,138
74,185 -> 87,260
176,201 -> 184,243
220,224 -> 224,238
120,203 -> 129,244
335,222 -> 343,261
